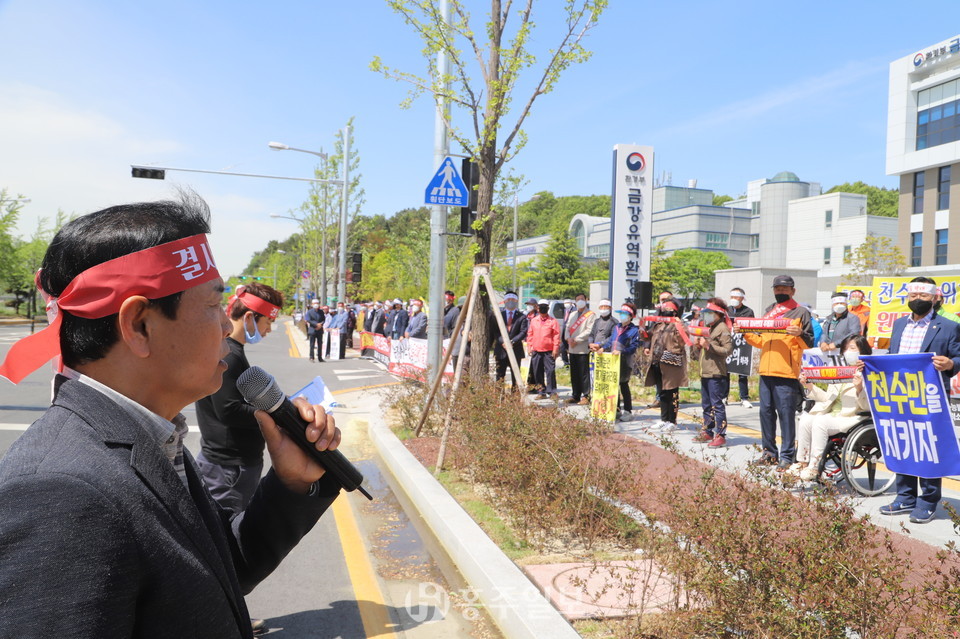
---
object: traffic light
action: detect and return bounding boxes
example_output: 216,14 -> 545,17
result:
459,158 -> 479,235
131,167 -> 166,180
238,276 -> 247,281
350,252 -> 363,283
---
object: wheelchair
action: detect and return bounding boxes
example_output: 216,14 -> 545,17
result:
817,414 -> 896,497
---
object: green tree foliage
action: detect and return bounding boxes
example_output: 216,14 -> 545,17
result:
0,190 -> 25,296
648,239 -> 671,305
516,192 -> 610,238
713,194 -> 733,207
825,181 -> 899,217
532,232 -> 589,299
350,207 -> 431,301
658,248 -> 732,306
842,234 -> 908,285
0,197 -> 68,316
373,0 -> 607,378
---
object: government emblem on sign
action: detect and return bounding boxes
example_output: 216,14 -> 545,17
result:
424,157 -> 469,207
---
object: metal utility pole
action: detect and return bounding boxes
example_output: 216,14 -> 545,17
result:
427,0 -> 451,373
319,149 -> 329,304
338,125 -> 351,303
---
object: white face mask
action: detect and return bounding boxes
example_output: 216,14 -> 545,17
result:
600,308 -> 611,317
843,351 -> 860,365
526,304 -> 536,313
244,314 -> 264,345
412,305 -> 422,313
833,304 -> 847,315
728,298 -> 741,308
576,300 -> 586,310
849,297 -> 863,306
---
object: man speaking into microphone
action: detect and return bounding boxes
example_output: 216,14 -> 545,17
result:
0,193 -> 342,638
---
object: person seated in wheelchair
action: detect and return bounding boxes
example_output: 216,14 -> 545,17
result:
788,334 -> 872,482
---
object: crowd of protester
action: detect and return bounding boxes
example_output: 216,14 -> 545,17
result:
314,274 -> 956,525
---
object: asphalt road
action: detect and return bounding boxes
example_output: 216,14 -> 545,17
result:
0,322 -> 484,638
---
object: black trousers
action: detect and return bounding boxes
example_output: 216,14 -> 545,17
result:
569,352 -> 591,401
495,354 -> 523,388
309,332 -> 323,360
648,364 -> 678,423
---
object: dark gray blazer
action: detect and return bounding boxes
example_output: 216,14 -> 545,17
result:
0,378 -> 340,638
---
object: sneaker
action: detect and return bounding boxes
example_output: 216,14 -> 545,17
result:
658,422 -> 677,433
550,392 -> 559,401
741,400 -> 753,409
708,434 -> 726,448
909,507 -> 937,524
643,420 -> 664,431
799,467 -> 819,482
783,462 -> 804,477
617,411 -> 633,423
879,501 -> 914,516
692,430 -> 713,443
563,397 -> 579,405
776,459 -> 793,472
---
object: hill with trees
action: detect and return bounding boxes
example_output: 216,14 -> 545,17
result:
825,181 -> 899,217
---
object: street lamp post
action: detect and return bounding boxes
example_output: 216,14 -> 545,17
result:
269,131 -> 350,304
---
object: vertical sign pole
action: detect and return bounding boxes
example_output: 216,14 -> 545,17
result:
427,0 -> 451,375
608,145 -> 654,307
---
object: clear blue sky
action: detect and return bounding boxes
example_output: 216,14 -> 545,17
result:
2,0 -> 957,276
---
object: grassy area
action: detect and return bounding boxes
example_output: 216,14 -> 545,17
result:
433,468 -> 537,562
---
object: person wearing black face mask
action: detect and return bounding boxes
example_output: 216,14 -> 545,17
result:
880,276 -> 960,524
526,299 -> 561,400
743,275 -> 814,471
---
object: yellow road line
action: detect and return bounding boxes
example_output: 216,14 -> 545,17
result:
331,451 -> 395,639
285,323 -> 301,358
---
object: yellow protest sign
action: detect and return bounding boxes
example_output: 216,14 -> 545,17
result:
591,352 -> 621,422
868,276 -> 960,341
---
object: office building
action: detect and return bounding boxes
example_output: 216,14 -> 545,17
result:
888,35 -> 960,268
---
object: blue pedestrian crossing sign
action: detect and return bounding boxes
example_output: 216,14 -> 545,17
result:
424,157 -> 469,207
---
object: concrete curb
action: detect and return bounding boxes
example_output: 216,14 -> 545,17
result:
368,413 -> 580,639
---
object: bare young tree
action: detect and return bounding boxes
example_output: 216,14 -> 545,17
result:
372,0 -> 606,377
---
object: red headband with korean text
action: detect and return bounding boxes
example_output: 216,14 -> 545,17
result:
227,286 -> 280,320
0,234 -> 220,384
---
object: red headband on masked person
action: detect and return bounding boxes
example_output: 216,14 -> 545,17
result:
0,234 -> 220,385
226,286 -> 280,320
705,302 -> 733,330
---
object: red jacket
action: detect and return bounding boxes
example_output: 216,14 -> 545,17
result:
526,314 -> 560,353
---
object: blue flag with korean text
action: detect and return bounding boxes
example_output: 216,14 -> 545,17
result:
860,353 -> 960,478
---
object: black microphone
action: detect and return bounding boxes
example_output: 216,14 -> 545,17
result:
237,366 -> 372,500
